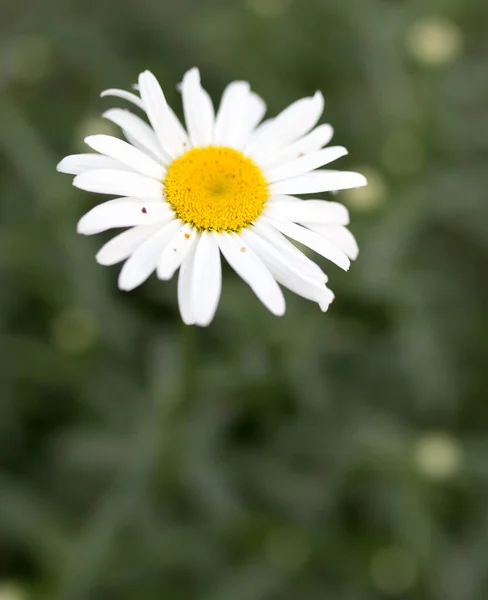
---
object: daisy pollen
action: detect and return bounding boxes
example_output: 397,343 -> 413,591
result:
57,67 -> 367,326
164,146 -> 268,231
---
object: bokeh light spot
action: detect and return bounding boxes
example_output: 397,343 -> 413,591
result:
406,17 -> 463,66
370,546 -> 418,595
246,0 -> 289,18
342,166 -> 387,210
51,307 -> 99,354
382,130 -> 425,174
75,116 -> 119,153
7,34 -> 53,84
414,432 -> 462,480
0,583 -> 28,600
264,527 -> 311,571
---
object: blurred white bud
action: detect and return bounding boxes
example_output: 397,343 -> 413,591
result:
414,432 -> 462,480
51,307 -> 99,354
342,166 -> 387,210
382,130 -> 425,174
370,546 -> 418,595
406,17 -> 463,66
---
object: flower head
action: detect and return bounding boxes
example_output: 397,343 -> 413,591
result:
57,68 -> 367,326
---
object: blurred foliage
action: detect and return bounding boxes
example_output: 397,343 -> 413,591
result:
1,0 -> 488,598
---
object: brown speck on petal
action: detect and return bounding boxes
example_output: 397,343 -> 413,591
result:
240,247 -> 247,253
184,233 -> 190,239
141,207 -> 147,214
298,152 -> 305,157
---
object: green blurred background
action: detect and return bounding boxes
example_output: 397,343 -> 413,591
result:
1,0 -> 488,598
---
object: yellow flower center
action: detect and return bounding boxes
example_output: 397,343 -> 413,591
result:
163,146 -> 269,232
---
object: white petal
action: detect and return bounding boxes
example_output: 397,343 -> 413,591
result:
57,154 -> 122,175
252,219 -> 328,283
123,129 -> 156,162
304,223 -> 359,260
84,135 -> 164,180
245,91 -> 324,162
102,108 -> 168,162
138,70 -> 189,159
214,81 -> 251,148
265,198 -> 350,225
240,228 -> 335,305
156,222 -> 198,280
191,231 -> 222,327
100,89 -> 145,110
263,123 -> 334,167
178,241 -> 198,325
218,231 -> 285,316
117,218 -> 181,291
270,170 -> 368,195
181,67 -> 215,147
265,146 -> 348,183
249,118 -> 274,140
267,194 -> 300,203
247,93 -> 267,132
96,224 -> 162,265
319,294 -> 335,312
77,198 -> 172,235
73,169 -> 163,198
167,104 -> 191,145
266,217 -> 350,271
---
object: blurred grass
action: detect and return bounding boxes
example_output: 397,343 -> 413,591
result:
1,0 -> 488,598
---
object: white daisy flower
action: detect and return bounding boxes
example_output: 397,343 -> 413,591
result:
57,68 -> 367,326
